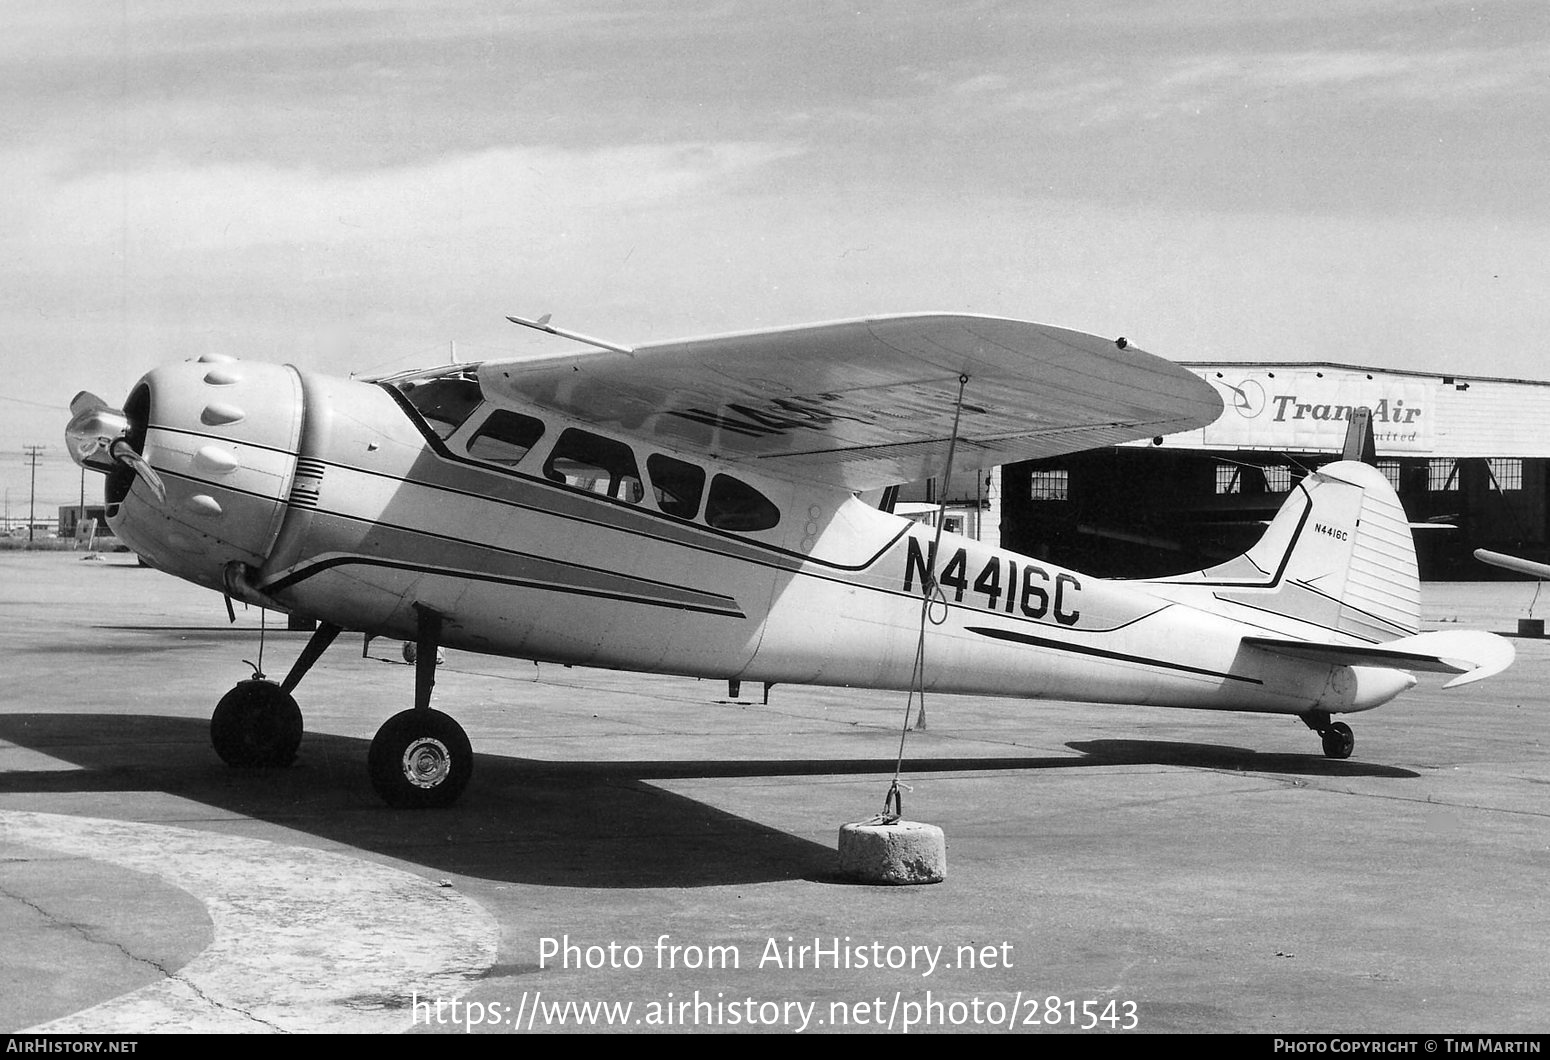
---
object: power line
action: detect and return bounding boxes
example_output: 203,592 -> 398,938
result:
0,394 -> 65,411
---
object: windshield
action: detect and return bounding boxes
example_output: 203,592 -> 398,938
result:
387,370 -> 484,439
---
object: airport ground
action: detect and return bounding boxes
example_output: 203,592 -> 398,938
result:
1,550 -> 1547,1035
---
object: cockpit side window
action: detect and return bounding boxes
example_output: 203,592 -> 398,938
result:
705,474 -> 781,532
543,428 -> 643,503
646,454 -> 705,519
394,375 -> 484,439
467,410 -> 545,467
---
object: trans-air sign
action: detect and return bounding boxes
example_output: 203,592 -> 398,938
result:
1199,370 -> 1435,453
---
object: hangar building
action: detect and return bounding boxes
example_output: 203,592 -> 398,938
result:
994,362 -> 1550,581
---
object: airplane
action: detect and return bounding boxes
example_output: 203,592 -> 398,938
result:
1475,549 -> 1550,580
64,313 -> 1514,808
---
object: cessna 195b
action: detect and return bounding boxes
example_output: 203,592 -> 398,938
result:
66,313 -> 1513,808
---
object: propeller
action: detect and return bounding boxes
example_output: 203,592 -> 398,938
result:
66,391 -> 127,461
65,391 -> 167,502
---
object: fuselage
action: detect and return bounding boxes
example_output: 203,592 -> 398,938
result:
103,357 -> 1415,721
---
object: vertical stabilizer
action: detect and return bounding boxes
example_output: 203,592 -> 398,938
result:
1341,406 -> 1378,465
1146,460 -> 1418,642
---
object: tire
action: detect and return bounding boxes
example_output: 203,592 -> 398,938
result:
1321,721 -> 1355,760
211,679 -> 303,767
368,708 -> 472,808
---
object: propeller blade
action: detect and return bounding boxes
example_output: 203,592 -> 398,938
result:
109,439 -> 166,503
70,390 -> 109,416
66,391 -> 165,502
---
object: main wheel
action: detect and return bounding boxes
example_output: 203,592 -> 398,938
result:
211,679 -> 303,767
1321,721 -> 1355,760
368,708 -> 472,808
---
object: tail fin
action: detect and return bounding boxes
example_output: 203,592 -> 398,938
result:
1147,460 -> 1418,642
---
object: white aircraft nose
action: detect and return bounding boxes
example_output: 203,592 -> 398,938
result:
101,358 -> 304,589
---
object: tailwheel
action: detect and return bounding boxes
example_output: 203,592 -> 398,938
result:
1321,721 -> 1356,760
368,708 -> 472,808
211,678 -> 303,767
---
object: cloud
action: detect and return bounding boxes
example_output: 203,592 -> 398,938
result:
11,139 -> 803,272
1161,46 -> 1550,101
925,43 -> 1550,131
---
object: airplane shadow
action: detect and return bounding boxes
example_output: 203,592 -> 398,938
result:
527,740 -> 1417,782
0,715 -> 1414,890
1064,739 -> 1419,779
0,713 -> 858,889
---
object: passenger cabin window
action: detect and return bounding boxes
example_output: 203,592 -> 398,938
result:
705,474 -> 780,532
544,428 -> 643,502
394,375 -> 483,439
647,454 -> 705,519
467,410 -> 545,467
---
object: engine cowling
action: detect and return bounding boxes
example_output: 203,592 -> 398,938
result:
98,356 -> 304,593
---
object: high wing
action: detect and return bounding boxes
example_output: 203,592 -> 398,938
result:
476,313 -> 1223,491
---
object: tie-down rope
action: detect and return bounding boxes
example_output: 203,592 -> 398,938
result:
880,373 -> 970,822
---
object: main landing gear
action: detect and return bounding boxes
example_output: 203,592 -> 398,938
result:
210,620 -> 338,768
1302,710 -> 1356,759
210,603 -> 473,808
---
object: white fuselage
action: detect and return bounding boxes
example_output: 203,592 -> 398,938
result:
107,360 -> 1414,721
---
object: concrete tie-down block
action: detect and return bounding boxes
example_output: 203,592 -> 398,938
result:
837,819 -> 946,885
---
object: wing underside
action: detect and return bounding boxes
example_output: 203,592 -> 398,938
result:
476,314 -> 1223,490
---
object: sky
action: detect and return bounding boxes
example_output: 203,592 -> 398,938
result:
3,0 -> 1549,518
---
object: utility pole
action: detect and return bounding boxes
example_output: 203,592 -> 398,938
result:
23,445 -> 45,543
77,460 -> 86,549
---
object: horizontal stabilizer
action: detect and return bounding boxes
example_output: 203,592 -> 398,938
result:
1474,549 -> 1550,580
1242,630 -> 1515,689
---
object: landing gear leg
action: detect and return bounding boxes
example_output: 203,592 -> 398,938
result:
1302,710 -> 1356,760
211,621 -> 340,767
368,604 -> 473,808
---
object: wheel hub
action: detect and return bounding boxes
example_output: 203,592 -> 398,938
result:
401,737 -> 453,789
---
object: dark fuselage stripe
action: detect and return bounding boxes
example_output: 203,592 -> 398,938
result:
964,625 -> 1263,685
274,556 -> 748,618
140,463 -> 743,617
